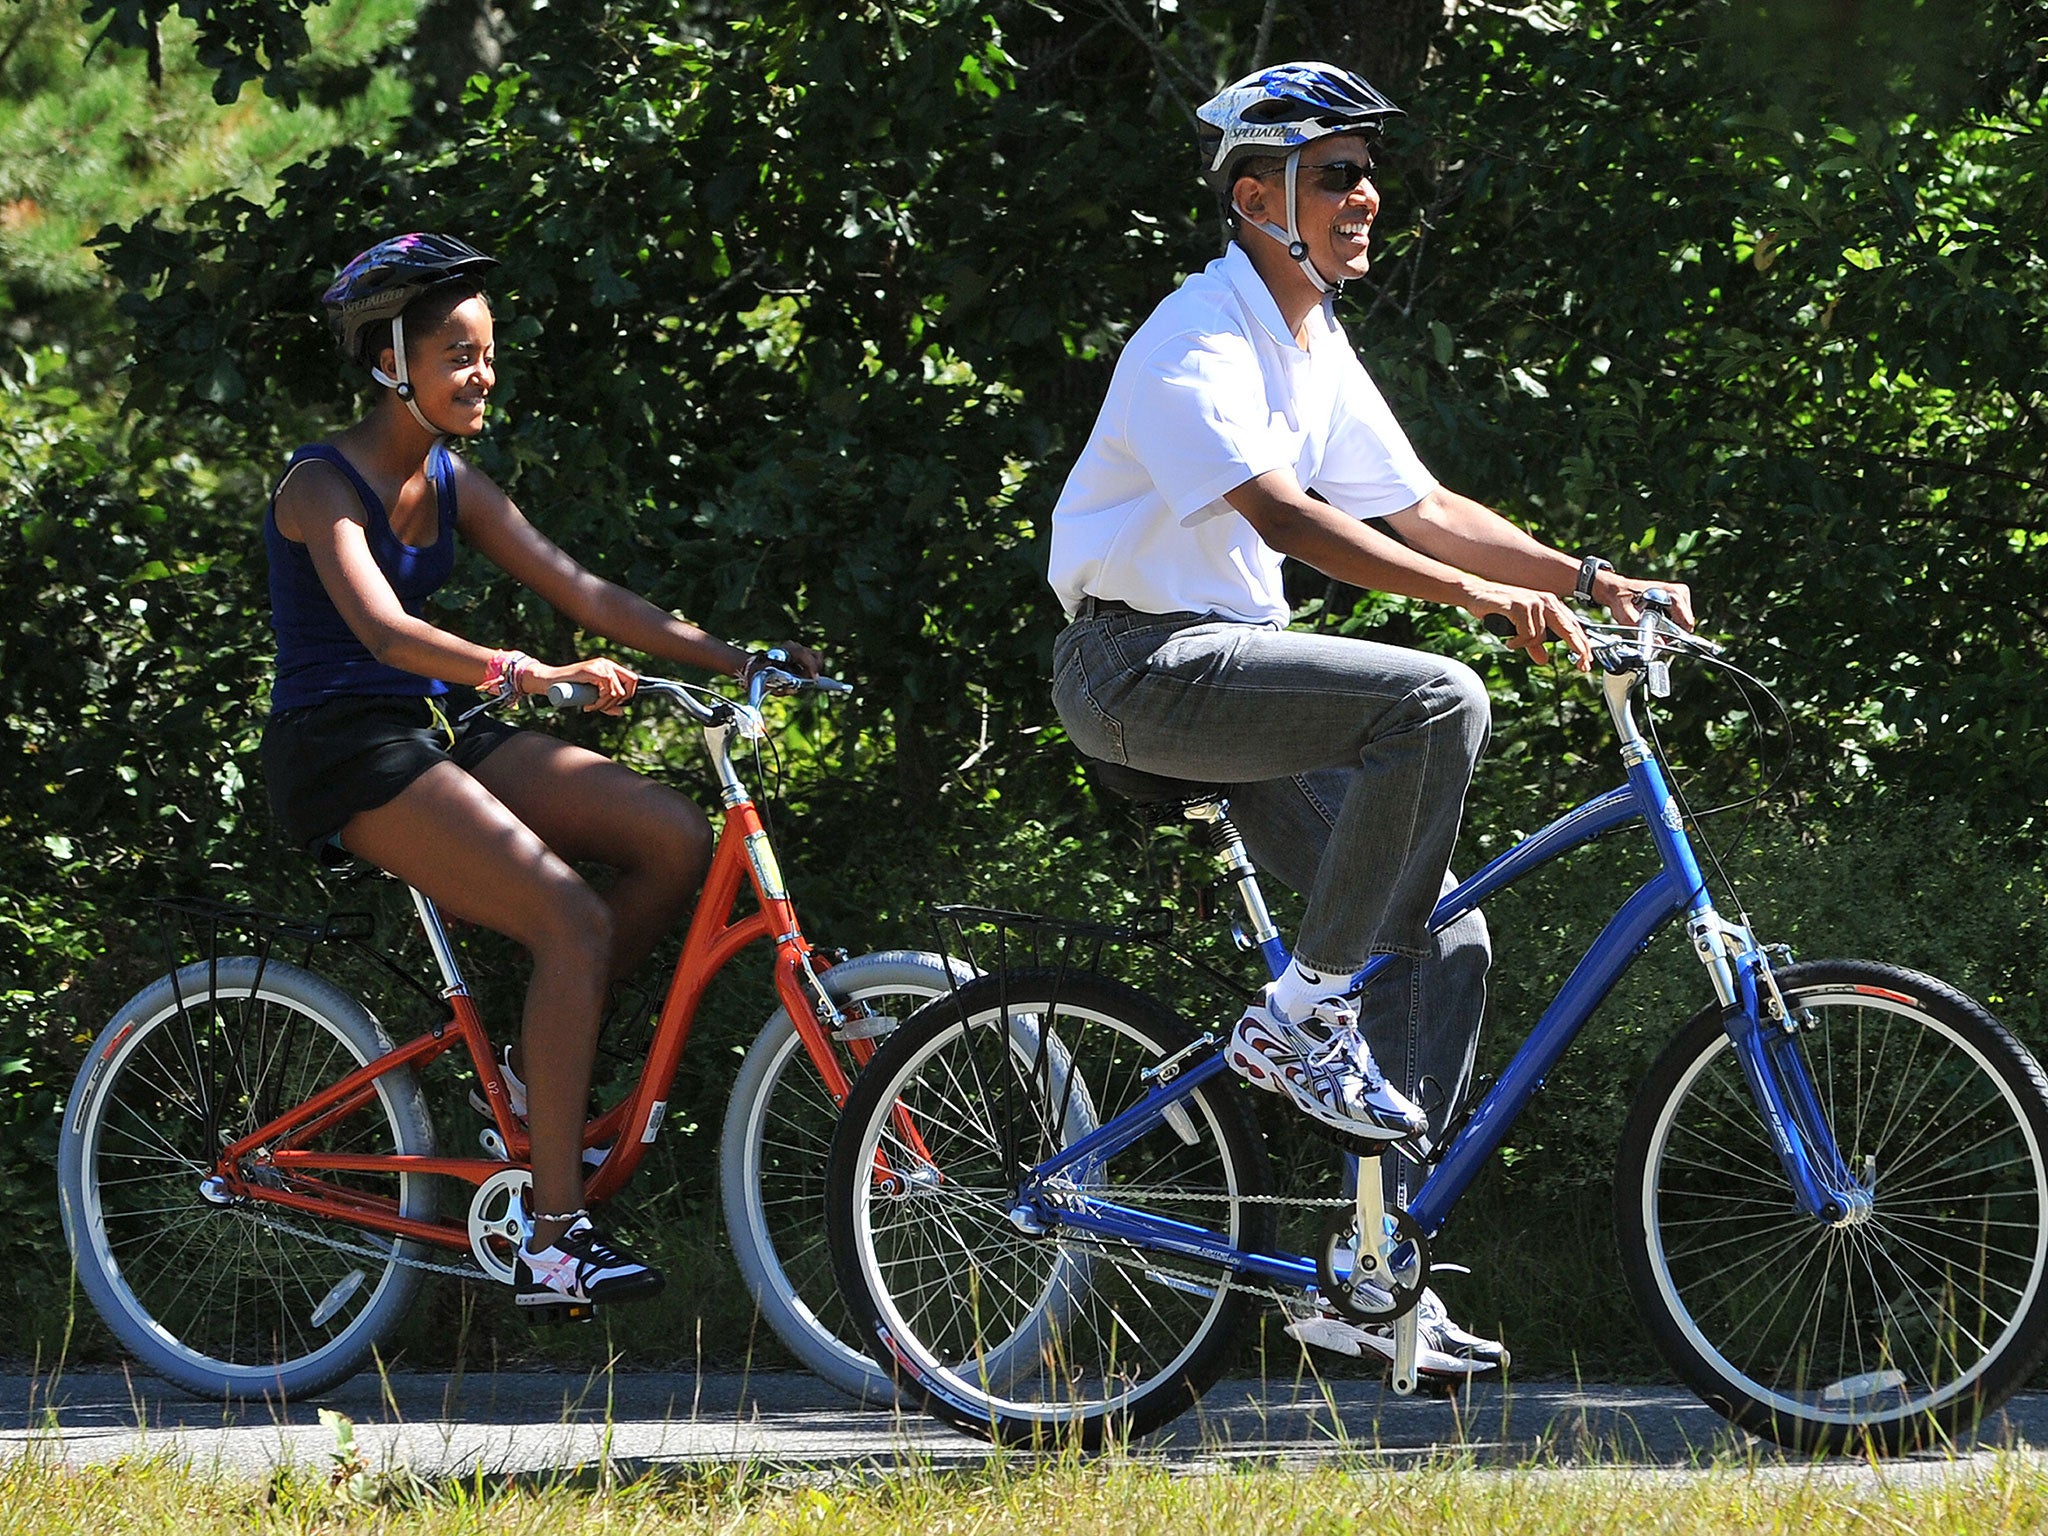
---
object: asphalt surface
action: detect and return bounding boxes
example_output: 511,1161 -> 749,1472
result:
9,1370 -> 2048,1481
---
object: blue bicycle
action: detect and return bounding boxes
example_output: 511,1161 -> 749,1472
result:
823,596 -> 2048,1452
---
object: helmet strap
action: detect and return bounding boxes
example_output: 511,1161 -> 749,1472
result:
372,314 -> 448,438
1235,149 -> 1338,296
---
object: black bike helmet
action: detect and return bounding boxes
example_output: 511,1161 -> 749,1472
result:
321,233 -> 499,366
321,233 -> 499,435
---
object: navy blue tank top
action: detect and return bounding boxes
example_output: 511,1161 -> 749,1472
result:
265,443 -> 459,714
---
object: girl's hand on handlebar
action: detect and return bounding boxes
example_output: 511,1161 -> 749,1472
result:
1470,584 -> 1593,670
1598,574 -> 1697,633
522,656 -> 638,714
741,642 -> 824,684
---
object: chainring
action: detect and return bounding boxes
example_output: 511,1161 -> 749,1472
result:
1317,1203 -> 1430,1323
466,1167 -> 532,1285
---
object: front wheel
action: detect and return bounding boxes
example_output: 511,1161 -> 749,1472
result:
826,971 -> 1275,1448
1616,959 -> 2048,1452
718,950 -> 963,1400
58,957 -> 438,1400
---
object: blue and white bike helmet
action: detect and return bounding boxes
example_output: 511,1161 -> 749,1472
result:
1196,63 -> 1401,293
322,233 -> 498,434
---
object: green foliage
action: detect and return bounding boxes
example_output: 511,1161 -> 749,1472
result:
0,0 -> 412,339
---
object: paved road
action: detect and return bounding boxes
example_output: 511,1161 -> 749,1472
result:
8,1371 -> 2048,1480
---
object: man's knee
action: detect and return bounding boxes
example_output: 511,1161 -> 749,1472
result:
1425,658 -> 1492,754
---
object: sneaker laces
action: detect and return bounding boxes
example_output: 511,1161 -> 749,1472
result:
1306,1020 -> 1387,1095
561,1221 -> 635,1269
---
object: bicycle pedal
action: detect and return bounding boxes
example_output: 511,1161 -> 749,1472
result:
519,1298 -> 599,1327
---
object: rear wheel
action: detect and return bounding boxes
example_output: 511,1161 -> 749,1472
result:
719,950 -> 960,1400
827,971 -> 1274,1447
59,957 -> 437,1399
1616,959 -> 2048,1452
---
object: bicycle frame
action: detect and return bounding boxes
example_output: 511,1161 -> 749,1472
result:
207,699 -> 867,1257
1011,660 -> 1871,1290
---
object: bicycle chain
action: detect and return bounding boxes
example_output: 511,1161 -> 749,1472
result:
1049,1230 -> 1306,1310
1028,1187 -> 1360,1309
226,1205 -> 494,1283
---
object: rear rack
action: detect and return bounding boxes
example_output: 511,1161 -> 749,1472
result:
149,896 -> 443,1021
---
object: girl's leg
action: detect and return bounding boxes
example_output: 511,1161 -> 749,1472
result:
470,732 -> 713,981
339,761 -> 613,1249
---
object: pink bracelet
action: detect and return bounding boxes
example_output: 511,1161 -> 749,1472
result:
482,650 -> 530,699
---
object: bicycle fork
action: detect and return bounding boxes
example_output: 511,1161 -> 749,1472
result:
1691,910 -> 1871,1228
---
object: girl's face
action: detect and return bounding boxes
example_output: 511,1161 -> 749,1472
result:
381,295 -> 496,436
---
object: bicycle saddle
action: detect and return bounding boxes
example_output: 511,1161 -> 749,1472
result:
1087,759 -> 1226,818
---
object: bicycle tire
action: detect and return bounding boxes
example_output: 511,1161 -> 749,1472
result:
827,970 -> 1275,1448
1616,958 -> 2048,1452
718,949 -> 962,1400
59,957 -> 438,1400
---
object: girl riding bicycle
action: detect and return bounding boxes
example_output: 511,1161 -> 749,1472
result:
264,232 -> 816,1313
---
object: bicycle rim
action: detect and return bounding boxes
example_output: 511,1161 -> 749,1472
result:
723,955 -> 953,1395
69,963 -> 424,1390
1637,977 -> 2048,1439
840,979 -> 1264,1440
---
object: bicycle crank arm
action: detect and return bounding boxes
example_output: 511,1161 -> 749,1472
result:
1391,1308 -> 1421,1395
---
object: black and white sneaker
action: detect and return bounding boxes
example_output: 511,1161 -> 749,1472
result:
1226,995 -> 1427,1142
514,1217 -> 665,1308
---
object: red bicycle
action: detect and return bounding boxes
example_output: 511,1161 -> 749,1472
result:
58,665 -> 956,1400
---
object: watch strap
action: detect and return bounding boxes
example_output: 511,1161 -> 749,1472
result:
1574,555 -> 1613,605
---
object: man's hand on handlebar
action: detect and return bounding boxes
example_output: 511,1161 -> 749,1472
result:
1468,584 -> 1594,671
1595,573 -> 1697,633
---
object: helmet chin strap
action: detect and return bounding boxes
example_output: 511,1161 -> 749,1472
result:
368,315 -> 450,437
1236,148 -> 1340,295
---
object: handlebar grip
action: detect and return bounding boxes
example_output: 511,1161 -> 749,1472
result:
546,681 -> 601,709
1481,614 -> 1518,640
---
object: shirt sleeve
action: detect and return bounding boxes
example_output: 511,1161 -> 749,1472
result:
1309,354 -> 1438,520
1120,331 -> 1296,525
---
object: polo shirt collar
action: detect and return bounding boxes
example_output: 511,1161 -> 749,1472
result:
1219,240 -> 1338,354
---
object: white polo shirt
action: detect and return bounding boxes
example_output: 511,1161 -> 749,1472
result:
1047,240 -> 1438,626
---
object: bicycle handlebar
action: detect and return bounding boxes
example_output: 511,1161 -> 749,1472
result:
545,666 -> 851,721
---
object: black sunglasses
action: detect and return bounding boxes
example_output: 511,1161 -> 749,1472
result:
1258,154 -> 1377,192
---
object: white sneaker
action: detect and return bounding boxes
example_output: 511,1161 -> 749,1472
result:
1225,994 -> 1426,1142
469,1043 -> 530,1120
1352,1285 -> 1511,1379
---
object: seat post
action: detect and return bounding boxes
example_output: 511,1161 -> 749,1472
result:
1184,800 -> 1286,980
410,887 -> 471,998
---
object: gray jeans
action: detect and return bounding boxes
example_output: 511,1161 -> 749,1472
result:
1053,606 -> 1491,1195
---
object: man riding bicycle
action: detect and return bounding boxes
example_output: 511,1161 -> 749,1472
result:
1047,62 -> 1695,1375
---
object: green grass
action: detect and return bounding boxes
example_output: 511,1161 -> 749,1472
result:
9,1443 -> 2048,1535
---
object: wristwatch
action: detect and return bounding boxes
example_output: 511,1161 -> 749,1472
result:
1573,555 -> 1613,606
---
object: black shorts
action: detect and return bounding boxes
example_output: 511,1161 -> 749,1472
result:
262,690 -> 522,854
